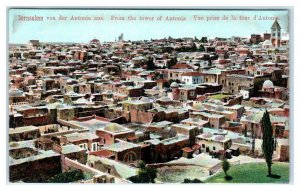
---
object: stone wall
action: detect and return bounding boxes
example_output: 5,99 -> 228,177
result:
9,154 -> 62,182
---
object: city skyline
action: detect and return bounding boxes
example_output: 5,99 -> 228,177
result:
9,9 -> 289,43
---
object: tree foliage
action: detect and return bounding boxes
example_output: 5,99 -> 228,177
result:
222,159 -> 230,177
261,110 -> 275,176
198,44 -> 205,52
146,57 -> 156,70
183,178 -> 203,183
47,169 -> 85,183
166,57 -> 177,69
128,160 -> 157,183
200,37 -> 208,43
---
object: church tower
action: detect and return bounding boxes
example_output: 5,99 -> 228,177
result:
271,19 -> 281,47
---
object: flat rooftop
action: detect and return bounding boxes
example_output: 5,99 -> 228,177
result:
64,132 -> 98,142
9,150 -> 60,166
149,121 -> 174,128
61,144 -> 85,154
181,118 -> 209,126
192,111 -> 224,118
102,141 -> 140,152
9,126 -> 39,134
69,119 -> 109,133
171,123 -> 198,130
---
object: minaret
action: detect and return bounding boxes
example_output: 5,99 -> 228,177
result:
271,19 -> 281,47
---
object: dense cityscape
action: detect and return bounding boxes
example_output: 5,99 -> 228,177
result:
8,19 -> 289,183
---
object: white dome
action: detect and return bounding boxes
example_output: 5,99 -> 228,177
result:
215,100 -> 223,105
262,40 -> 273,47
193,103 -> 205,111
214,135 -> 225,141
215,105 -> 225,112
160,96 -> 171,102
152,86 -> 159,90
202,132 -> 213,138
170,82 -> 179,88
263,80 -> 274,89
140,97 -> 151,102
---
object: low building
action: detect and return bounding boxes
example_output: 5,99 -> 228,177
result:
96,123 -> 135,145
60,144 -> 88,164
87,155 -> 138,179
181,72 -> 204,85
9,126 -> 40,142
171,123 -> 202,141
101,141 -> 141,166
196,132 -> 232,153
189,111 -> 226,128
63,132 -> 101,152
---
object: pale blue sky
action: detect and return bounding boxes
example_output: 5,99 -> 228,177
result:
9,9 -> 289,43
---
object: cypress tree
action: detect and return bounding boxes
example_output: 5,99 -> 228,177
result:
261,110 -> 274,177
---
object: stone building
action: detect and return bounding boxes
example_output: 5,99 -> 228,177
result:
101,141 -> 141,166
96,123 -> 135,145
196,132 -> 232,153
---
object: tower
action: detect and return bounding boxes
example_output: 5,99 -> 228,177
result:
118,33 -> 124,42
271,19 -> 281,47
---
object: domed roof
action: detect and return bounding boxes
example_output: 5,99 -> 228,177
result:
262,40 -> 273,46
215,100 -> 223,105
215,105 -> 225,112
202,132 -> 213,138
9,89 -> 24,97
160,96 -> 171,102
104,123 -> 125,132
193,103 -> 205,111
214,135 -> 225,141
74,98 -> 91,104
66,79 -> 77,84
170,82 -> 179,88
140,97 -> 151,102
192,118 -> 200,122
152,86 -> 159,90
263,80 -> 274,89
103,90 -> 113,94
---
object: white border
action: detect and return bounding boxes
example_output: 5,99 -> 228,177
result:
1,1 -> 298,191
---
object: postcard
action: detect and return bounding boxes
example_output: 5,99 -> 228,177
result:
8,8 -> 291,184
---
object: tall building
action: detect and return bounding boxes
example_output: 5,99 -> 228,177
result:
271,19 -> 281,47
118,33 -> 124,42
263,33 -> 271,41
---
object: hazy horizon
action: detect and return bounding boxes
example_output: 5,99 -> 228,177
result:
9,9 -> 289,44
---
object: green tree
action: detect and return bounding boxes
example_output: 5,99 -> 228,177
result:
222,159 -> 230,178
146,57 -> 156,70
183,178 -> 203,183
198,44 -> 205,52
200,37 -> 208,43
261,110 -> 275,177
166,57 -> 177,69
129,160 -> 157,183
47,169 -> 85,183
253,78 -> 265,96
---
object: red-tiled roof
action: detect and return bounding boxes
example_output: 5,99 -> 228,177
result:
182,147 -> 193,152
89,150 -> 115,158
127,135 -> 138,141
195,95 -> 206,101
192,144 -> 201,150
171,63 -> 193,69
156,79 -> 168,83
182,72 -> 203,77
